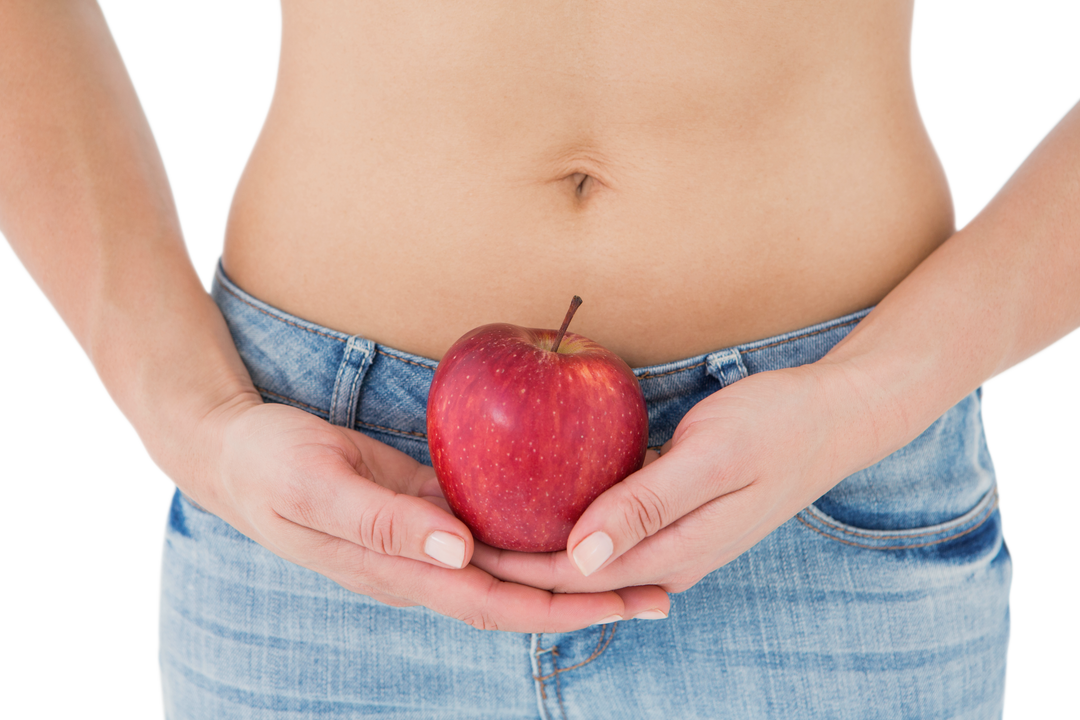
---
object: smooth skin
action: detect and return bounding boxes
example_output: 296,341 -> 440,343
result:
478,106 -> 1080,593
0,0 -> 667,632
2,0 -> 1079,634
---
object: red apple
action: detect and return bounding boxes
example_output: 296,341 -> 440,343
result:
427,297 -> 648,552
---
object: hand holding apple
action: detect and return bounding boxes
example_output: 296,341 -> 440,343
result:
468,361 -> 899,596
427,297 -> 649,552
193,399 -> 669,632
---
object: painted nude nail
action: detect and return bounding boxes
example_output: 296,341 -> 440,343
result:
632,609 -> 669,620
571,531 -> 613,576
424,531 -> 466,569
594,615 -> 622,626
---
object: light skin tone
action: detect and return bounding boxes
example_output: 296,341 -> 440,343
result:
3,0 -> 1078,633
476,103 -> 1080,595
0,0 -> 667,632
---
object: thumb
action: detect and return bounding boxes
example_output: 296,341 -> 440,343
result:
565,441 -> 717,577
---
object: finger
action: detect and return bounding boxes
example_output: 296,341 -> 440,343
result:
565,436 -> 728,577
470,539 -> 660,595
613,585 -> 671,621
275,451 -> 473,570
416,474 -> 445,500
336,426 -> 450,511
275,522 -> 646,633
641,448 -> 661,468
414,469 -> 448,509
420,495 -> 453,514
335,426 -> 440,497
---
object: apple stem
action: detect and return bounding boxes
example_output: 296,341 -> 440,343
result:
551,296 -> 583,353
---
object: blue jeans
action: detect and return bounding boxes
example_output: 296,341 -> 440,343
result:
160,264 -> 1010,719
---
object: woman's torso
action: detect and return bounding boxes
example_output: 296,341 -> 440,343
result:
222,0 -> 951,366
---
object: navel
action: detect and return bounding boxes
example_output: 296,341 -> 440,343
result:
569,172 -> 598,200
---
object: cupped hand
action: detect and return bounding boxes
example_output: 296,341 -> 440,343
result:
181,399 -> 670,632
470,362 -> 896,596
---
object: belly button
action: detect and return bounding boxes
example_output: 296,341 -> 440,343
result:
570,173 -> 595,199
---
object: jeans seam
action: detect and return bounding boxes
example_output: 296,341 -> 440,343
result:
375,348 -> 437,370
330,337 -> 374,428
224,270 -> 862,385
553,648 -> 568,720
255,386 -> 427,442
533,634 -> 552,715
807,490 -> 997,539
531,623 -> 618,681
220,280 -> 347,344
637,360 -> 706,380
740,317 -> 862,355
795,496 -> 999,550
355,420 -> 427,440
256,386 -> 329,418
635,317 -> 863,381
219,273 -> 439,374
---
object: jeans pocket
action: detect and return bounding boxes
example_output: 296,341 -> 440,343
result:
167,488 -> 253,547
795,390 -> 1001,550
796,483 -> 999,550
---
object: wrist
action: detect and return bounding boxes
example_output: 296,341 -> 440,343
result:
806,354 -> 917,479
163,386 -> 263,512
95,286 -> 263,502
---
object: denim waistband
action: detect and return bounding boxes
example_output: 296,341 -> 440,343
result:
211,262 -> 871,450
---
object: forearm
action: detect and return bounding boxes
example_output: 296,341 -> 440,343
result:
0,1 -> 258,483
822,99 -> 1080,465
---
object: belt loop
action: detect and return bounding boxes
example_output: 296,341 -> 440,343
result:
329,336 -> 375,428
705,348 -> 748,388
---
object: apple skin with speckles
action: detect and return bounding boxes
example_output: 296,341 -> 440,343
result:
426,323 -> 649,552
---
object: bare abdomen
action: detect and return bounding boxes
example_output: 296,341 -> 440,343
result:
222,0 -> 951,365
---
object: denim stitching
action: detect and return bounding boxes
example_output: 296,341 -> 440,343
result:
531,623 -> 617,681
375,348 -> 437,370
254,388 -> 427,440
806,488 -> 998,540
355,421 -> 427,440
219,277 -> 439,373
706,349 -> 749,387
220,281 -> 347,344
795,497 -> 998,550
637,360 -> 707,380
741,317 -> 861,355
533,634 -> 551,707
224,273 -> 862,383
634,317 -> 862,380
344,341 -> 373,429
552,648 -> 568,720
328,338 -> 367,427
533,628 -> 615,718
256,386 -> 329,417
223,263 -> 864,387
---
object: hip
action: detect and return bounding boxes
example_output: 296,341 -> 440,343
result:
158,263 -> 1009,718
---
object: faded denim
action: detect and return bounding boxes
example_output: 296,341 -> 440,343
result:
159,263 -> 1010,719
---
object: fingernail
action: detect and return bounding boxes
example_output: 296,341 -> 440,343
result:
571,531 -> 613,576
593,615 -> 622,626
632,609 -> 668,620
424,531 -> 466,569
